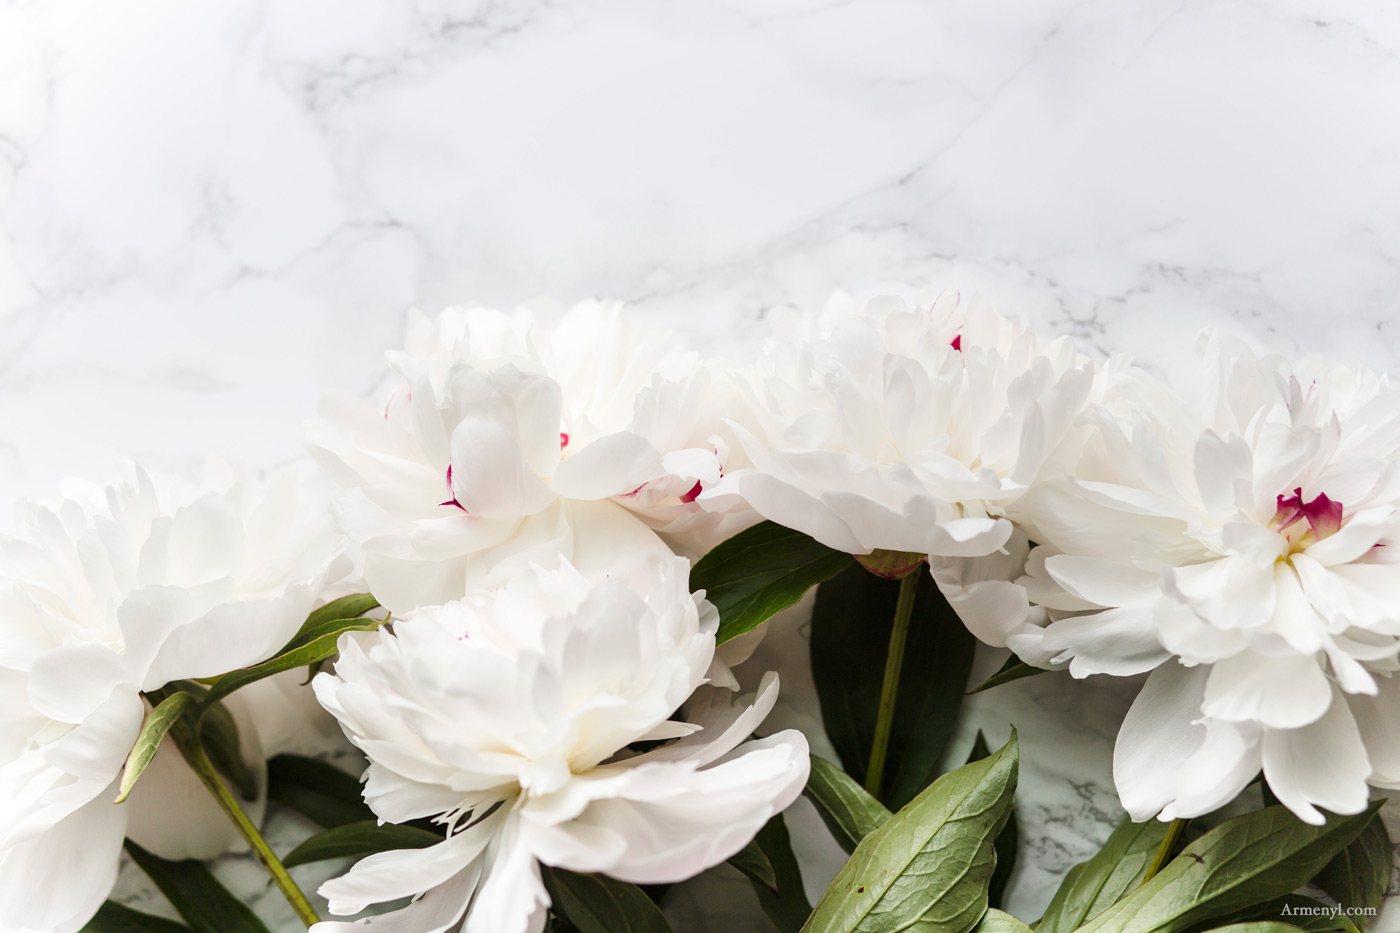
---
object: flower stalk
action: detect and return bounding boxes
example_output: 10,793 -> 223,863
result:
1141,817 -> 1189,884
170,718 -> 321,928
864,570 -> 921,799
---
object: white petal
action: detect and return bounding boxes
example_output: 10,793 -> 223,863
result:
0,779 -> 127,933
1163,557 -> 1276,630
1193,431 -> 1253,517
1039,606 -> 1171,677
1261,686 -> 1372,824
729,471 -> 865,554
448,417 -> 557,519
1201,651 -> 1332,730
463,818 -> 549,933
1159,719 -> 1261,821
1220,522 -> 1286,564
26,644 -> 133,724
552,433 -> 666,501
932,573 -> 1034,649
1113,661 -> 1210,821
1345,673 -> 1400,785
313,863 -> 481,933
566,731 -> 809,885
631,673 -> 782,768
320,815 -> 495,916
1043,554 -> 1159,608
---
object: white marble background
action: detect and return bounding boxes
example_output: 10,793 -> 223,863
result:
3,0 -> 1399,930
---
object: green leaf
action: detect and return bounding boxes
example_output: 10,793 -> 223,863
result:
115,692 -> 197,803
296,593 -> 381,639
540,868 -> 672,933
690,521 -> 855,644
202,612 -> 384,708
1314,806 -> 1392,919
80,901 -> 191,933
966,733 -> 1019,910
727,838 -> 778,893
1206,926 -> 1308,933
747,813 -> 814,933
1036,815 -> 1171,933
968,658 -> 1048,694
810,564 -> 976,808
282,819 -> 443,868
123,840 -> 271,933
1077,802 -> 1384,933
803,754 -> 891,854
972,909 -> 1033,932
267,754 -> 375,828
801,731 -> 1019,933
198,698 -> 257,801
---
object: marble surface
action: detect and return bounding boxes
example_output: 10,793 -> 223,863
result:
4,0 -> 1400,930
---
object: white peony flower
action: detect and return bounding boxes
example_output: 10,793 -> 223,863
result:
1014,332 -> 1400,824
0,465 -> 349,932
310,553 -> 809,933
309,302 -> 756,615
701,291 -> 1103,607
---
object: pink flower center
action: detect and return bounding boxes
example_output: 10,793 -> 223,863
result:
1271,488 -> 1342,551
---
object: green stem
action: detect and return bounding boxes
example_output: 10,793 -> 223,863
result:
171,723 -> 321,928
864,571 -> 921,799
1141,818 -> 1189,885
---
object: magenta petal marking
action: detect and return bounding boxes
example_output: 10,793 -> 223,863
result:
440,464 -> 469,512
950,334 -> 962,351
1273,491 -> 1305,531
1301,491 -> 1343,539
560,432 -> 570,449
679,481 -> 703,504
1273,488 -> 1344,541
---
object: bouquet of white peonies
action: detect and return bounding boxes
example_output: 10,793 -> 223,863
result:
2,295 -> 1394,933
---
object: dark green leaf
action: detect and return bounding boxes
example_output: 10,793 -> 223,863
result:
1078,802 -> 1384,933
80,901 -> 190,933
801,731 -> 1019,933
282,819 -> 442,868
1314,806 -> 1392,920
1036,815 -> 1171,933
966,733 -> 1018,910
1207,926 -> 1308,933
811,564 -> 976,809
727,838 -> 778,893
747,813 -> 813,933
690,521 -> 855,644
116,692 -> 197,803
967,658 -> 1048,694
123,840 -> 270,933
803,754 -> 890,854
198,698 -> 257,801
972,909 -> 1033,932
540,868 -> 672,933
201,614 -> 384,708
267,754 -> 374,828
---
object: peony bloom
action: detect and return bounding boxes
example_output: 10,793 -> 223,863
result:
310,553 -> 809,933
701,291 -> 1104,606
1013,332 -> 1400,824
0,465 -> 349,932
309,302 -> 756,615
